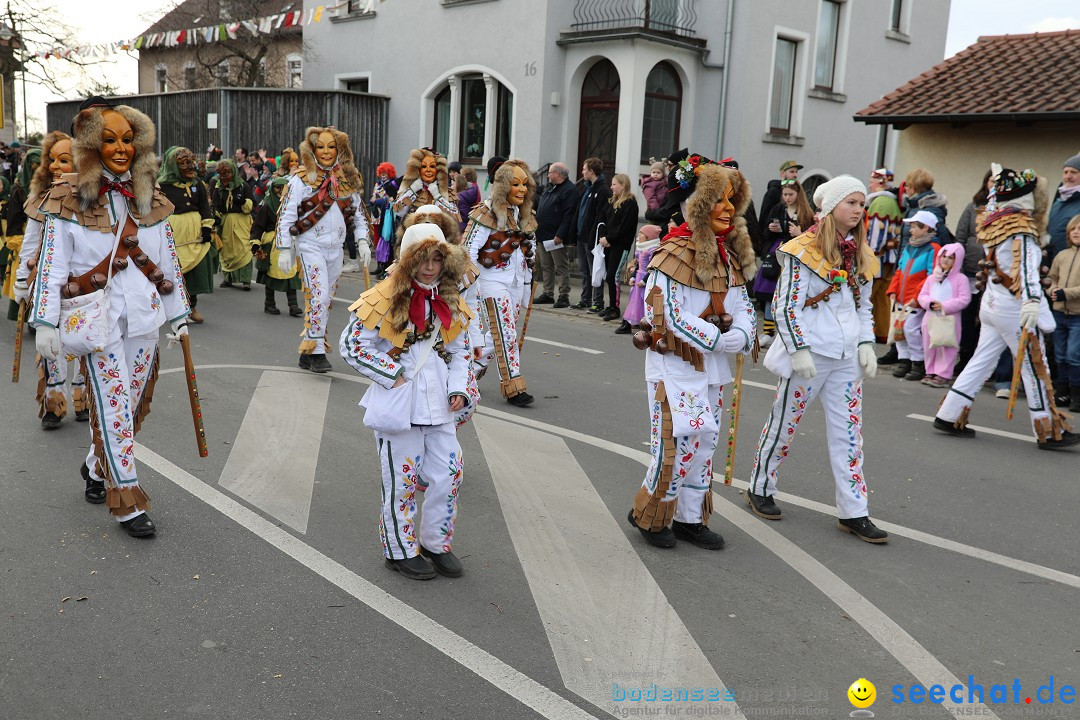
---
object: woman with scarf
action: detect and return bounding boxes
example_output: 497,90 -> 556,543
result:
3,147 -> 41,318
749,176 -> 887,543
251,176 -> 301,316
212,158 -> 254,291
276,125 -> 371,374
158,146 -> 216,323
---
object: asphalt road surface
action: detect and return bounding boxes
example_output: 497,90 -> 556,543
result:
2,271 -> 1077,720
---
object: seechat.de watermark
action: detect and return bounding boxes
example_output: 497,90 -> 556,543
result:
890,677 -> 1076,706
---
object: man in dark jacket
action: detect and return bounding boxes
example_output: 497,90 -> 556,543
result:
534,162 -> 579,308
760,160 -> 802,223
568,157 -> 611,310
1047,153 -> 1080,263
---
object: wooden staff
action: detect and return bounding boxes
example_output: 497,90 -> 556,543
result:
363,265 -> 371,291
518,280 -> 536,352
1006,329 -> 1031,421
179,333 -> 209,457
723,353 -> 745,485
11,299 -> 25,383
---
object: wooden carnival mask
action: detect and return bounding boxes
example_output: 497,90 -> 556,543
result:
710,186 -> 736,235
508,165 -> 529,206
218,162 -> 233,184
100,110 -> 134,175
315,131 -> 338,167
49,138 -> 74,179
419,154 -> 438,183
176,149 -> 197,180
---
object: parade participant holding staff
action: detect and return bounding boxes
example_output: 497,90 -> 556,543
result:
392,148 -> 459,227
13,131 -> 88,429
211,158 -> 254,291
3,147 -> 41,317
251,176 -> 302,317
464,158 -> 538,407
934,165 -> 1079,449
627,153 -> 755,550
339,222 -> 474,580
277,125 -> 371,374
158,146 -> 215,323
749,176 -> 888,543
31,97 -> 191,537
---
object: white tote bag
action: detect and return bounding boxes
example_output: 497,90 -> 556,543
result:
58,217 -> 122,356
359,318 -> 440,434
591,243 -> 607,288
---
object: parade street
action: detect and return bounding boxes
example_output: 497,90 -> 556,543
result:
2,271 -> 1077,720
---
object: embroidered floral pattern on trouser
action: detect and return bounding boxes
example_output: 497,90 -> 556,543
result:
297,241 -> 343,354
37,355 -> 85,418
749,353 -> 870,519
481,291 -> 526,397
376,423 -> 463,560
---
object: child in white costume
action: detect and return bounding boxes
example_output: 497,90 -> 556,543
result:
340,223 -> 474,580
277,125 -> 371,374
749,176 -> 888,543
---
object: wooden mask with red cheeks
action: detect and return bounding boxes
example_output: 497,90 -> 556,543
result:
49,138 -> 74,178
709,186 -> 735,234
315,131 -> 337,166
420,154 -> 438,183
100,110 -> 134,175
508,166 -> 529,206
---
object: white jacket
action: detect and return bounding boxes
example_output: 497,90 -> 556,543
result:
465,204 -> 531,296
276,174 -> 369,251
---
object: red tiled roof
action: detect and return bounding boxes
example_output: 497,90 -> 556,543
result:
142,0 -> 300,35
855,29 -> 1080,124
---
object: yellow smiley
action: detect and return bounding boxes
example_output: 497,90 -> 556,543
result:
847,678 -> 876,709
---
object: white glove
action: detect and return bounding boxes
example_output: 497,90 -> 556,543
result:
426,182 -> 442,200
166,318 -> 189,349
13,278 -> 28,304
410,178 -> 425,194
858,344 -> 878,379
36,325 -> 60,361
790,348 -> 817,379
277,246 -> 295,274
357,240 -> 372,268
1020,300 -> 1039,330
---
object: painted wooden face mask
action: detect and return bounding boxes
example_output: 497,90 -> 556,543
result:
315,131 -> 338,167
420,154 -> 438,184
176,149 -> 196,179
508,166 -> 529,206
49,138 -> 74,179
100,110 -> 134,175
710,186 -> 735,235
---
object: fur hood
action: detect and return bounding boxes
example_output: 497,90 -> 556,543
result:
488,158 -> 537,231
298,126 -> 363,194
30,131 -> 71,200
384,236 -> 469,335
73,104 -> 158,216
399,148 -> 450,197
403,204 -> 462,245
685,163 -> 756,284
915,191 -> 948,210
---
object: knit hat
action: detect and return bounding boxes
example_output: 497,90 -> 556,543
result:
636,225 -> 662,252
1063,153 -> 1080,172
400,222 -> 452,264
639,224 -> 662,241
813,175 -> 867,218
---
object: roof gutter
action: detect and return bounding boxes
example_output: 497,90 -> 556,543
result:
854,111 -> 1080,125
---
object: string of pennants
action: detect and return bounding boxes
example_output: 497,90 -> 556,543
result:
26,0 -> 383,60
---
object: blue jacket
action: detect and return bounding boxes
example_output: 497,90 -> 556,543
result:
1047,188 -> 1080,261
899,190 -> 949,255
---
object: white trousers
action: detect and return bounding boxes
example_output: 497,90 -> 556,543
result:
297,241 -> 343,355
896,308 -> 924,362
83,322 -> 158,522
749,353 -> 870,519
375,423 -> 463,560
479,289 -> 527,398
938,310 -> 1051,434
37,355 -> 86,418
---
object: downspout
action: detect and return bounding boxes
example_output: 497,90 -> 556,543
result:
715,0 -> 736,157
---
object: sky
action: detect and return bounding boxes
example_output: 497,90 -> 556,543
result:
14,0 -> 1080,136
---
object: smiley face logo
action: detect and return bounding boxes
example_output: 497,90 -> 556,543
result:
847,678 -> 876,709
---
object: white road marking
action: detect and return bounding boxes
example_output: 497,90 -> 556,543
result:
524,336 -> 604,354
218,371 -> 329,534
474,416 -> 745,719
134,444 -> 602,720
907,413 -> 1035,443
713,493 -> 1001,719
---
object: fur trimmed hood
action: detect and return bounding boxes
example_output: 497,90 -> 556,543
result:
488,158 -> 536,231
400,148 -> 450,197
385,235 -> 469,335
298,126 -> 362,194
30,131 -> 72,200
403,203 -> 462,245
72,104 -> 158,216
685,163 -> 756,283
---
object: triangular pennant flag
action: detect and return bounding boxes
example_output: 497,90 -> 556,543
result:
314,6 -> 324,22
177,29 -> 187,44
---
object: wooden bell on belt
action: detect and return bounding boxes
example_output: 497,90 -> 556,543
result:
632,319 -> 652,350
89,273 -> 108,290
157,279 -> 174,295
61,281 -> 81,299
113,256 -> 129,271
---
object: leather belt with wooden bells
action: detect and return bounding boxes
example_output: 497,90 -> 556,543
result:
477,230 -> 535,269
290,191 -> 351,237
60,215 -> 175,299
631,313 -> 733,352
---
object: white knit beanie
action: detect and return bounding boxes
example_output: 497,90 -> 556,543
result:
400,222 -> 450,261
813,175 -> 868,218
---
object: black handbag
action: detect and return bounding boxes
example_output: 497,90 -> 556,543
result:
759,252 -> 781,280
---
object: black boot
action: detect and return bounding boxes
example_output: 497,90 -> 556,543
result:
420,545 -> 464,577
746,491 -> 782,520
120,513 -> 157,538
534,293 -> 555,304
553,295 -> 570,309
671,520 -> 725,550
614,320 -> 632,334
892,359 -> 912,378
385,555 -> 436,580
507,391 -> 534,407
627,510 -> 676,548
82,463 -> 105,504
1038,431 -> 1080,451
904,361 -> 926,381
309,354 -> 332,373
264,287 -> 280,315
286,289 -> 302,317
837,516 -> 888,543
41,412 -> 63,430
877,346 -> 899,365
933,417 -> 976,438
1070,387 -> 1080,413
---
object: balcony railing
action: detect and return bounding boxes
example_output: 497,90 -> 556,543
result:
567,0 -> 699,39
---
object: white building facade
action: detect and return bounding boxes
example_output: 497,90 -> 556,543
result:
303,0 -> 949,199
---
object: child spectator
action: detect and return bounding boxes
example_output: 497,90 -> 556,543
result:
753,179 -> 813,348
1048,214 -> 1080,411
616,224 -> 662,334
888,209 -> 942,381
640,161 -> 667,212
917,244 -> 971,387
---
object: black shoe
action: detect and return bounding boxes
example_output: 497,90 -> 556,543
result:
746,491 -> 782,520
219,280 -> 233,288
385,555 -> 436,580
1070,387 -> 1080,413
837,516 -> 888,544
289,305 -> 303,317
41,412 -> 62,430
601,307 -> 619,321
534,293 -> 555,304
120,513 -> 157,538
553,295 -> 570,309
572,299 -> 590,310
82,463 -> 105,504
932,416 -> 976,438
1038,431 -> 1080,451
904,361 -> 926,381
309,354 -> 332,373
627,510 -> 676,548
298,355 -> 313,371
74,408 -> 89,422
877,346 -> 899,365
892,360 -> 912,378
587,304 -> 605,314
264,303 -> 281,315
614,320 -> 632,334
507,391 -> 534,407
420,545 -> 464,577
671,520 -> 725,550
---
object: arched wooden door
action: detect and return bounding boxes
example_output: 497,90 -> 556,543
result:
578,59 -> 620,178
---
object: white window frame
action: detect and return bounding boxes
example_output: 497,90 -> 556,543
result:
765,27 -> 810,141
420,66 -> 517,165
286,53 -> 302,89
886,0 -> 912,41
335,71 -> 373,93
183,61 -> 196,89
155,63 -> 168,93
812,0 -> 850,94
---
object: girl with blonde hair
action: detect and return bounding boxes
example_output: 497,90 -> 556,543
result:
596,173 -> 638,320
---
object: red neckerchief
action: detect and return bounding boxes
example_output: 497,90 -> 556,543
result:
838,232 -> 857,275
99,179 -> 134,199
663,222 -> 731,265
409,280 -> 451,331
313,164 -> 341,205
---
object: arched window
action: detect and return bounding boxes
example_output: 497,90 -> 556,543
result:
640,61 -> 681,164
426,71 -> 514,166
578,58 -> 620,177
